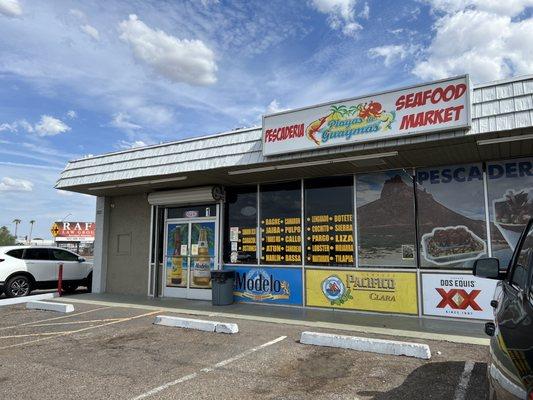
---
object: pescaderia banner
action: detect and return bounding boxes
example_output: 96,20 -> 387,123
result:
421,273 -> 497,320
305,269 -> 418,315
262,75 -> 470,156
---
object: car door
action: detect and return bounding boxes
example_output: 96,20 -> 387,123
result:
494,220 -> 533,396
49,248 -> 85,281
22,248 -> 57,283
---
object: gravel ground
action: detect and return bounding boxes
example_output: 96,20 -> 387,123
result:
0,302 -> 489,400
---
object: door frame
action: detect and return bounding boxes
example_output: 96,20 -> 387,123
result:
162,209 -> 219,300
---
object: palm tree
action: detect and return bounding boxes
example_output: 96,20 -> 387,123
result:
12,219 -> 21,238
29,220 -> 35,242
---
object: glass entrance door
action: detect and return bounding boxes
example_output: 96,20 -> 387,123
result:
164,219 -> 217,300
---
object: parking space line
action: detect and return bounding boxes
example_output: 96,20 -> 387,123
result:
0,310 -> 160,350
131,335 -> 287,400
0,306 -> 112,331
28,318 -> 122,327
0,331 -> 72,339
454,361 -> 475,400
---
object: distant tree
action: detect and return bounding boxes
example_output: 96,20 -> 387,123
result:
12,218 -> 21,238
0,226 -> 16,246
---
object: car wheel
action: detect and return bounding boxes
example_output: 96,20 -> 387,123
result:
86,273 -> 92,293
5,275 -> 32,298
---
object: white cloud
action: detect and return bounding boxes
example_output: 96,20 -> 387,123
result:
34,115 -> 71,137
368,45 -> 409,67
0,0 -> 21,17
0,122 -> 17,132
69,8 -> 85,19
117,139 -> 148,149
81,24 -> 100,41
118,14 -> 217,86
110,112 -> 142,131
310,0 -> 362,37
66,110 -> 77,119
359,2 -> 369,19
200,0 -> 220,6
266,99 -> 286,114
0,177 -> 33,192
0,119 -> 34,133
426,0 -> 533,17
413,3 -> 533,82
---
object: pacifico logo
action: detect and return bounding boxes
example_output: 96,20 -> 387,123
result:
436,288 -> 482,311
321,275 -> 352,306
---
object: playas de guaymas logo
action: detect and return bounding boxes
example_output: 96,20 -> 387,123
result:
306,102 -> 396,146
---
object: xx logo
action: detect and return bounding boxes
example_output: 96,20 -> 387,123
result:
435,288 -> 482,311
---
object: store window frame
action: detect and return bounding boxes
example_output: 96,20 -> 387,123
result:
258,180 -> 304,267
355,168 -> 418,269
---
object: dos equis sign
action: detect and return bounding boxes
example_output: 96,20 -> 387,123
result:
262,75 -> 470,156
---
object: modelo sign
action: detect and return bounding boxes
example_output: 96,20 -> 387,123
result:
262,75 -> 471,156
224,266 -> 303,306
422,273 -> 497,320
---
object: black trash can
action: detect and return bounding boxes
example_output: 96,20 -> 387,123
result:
211,270 -> 235,306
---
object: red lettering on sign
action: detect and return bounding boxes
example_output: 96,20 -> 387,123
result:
395,83 -> 467,111
435,288 -> 481,311
265,124 -> 305,143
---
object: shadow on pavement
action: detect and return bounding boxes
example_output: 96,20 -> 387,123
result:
357,361 -> 488,400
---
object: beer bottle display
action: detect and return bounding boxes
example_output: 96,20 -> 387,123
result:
193,228 -> 211,286
170,228 -> 183,285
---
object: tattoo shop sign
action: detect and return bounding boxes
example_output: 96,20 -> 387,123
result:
421,273 -> 497,320
262,75 -> 471,156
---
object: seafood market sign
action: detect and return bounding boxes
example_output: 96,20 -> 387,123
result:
262,75 -> 471,156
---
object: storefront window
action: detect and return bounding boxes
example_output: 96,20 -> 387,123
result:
259,181 -> 302,265
487,157 -> 533,267
304,176 -> 354,267
356,170 -> 416,267
416,163 -> 488,269
224,186 -> 258,264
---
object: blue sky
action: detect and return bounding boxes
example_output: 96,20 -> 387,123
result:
1,0 -> 532,239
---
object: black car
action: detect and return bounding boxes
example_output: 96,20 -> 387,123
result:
474,219 -> 533,400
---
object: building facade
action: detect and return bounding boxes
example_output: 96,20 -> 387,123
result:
56,75 -> 533,322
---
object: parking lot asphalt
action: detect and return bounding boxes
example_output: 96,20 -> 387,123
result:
0,302 -> 490,400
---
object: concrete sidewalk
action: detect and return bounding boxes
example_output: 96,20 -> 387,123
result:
60,292 -> 489,345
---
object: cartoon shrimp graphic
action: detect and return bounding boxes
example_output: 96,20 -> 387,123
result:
306,115 -> 328,145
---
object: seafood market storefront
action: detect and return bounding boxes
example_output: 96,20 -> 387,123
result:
56,74 -> 533,322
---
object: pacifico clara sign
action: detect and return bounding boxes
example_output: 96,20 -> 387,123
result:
262,75 -> 471,156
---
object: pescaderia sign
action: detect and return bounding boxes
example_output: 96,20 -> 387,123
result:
262,75 -> 471,156
305,269 -> 418,315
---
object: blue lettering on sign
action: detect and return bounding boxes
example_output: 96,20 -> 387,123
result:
417,165 -> 483,184
223,266 -> 302,305
487,159 -> 533,179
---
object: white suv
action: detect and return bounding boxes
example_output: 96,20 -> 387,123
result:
0,246 -> 93,297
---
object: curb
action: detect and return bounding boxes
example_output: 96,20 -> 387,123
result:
26,300 -> 74,313
300,331 -> 432,359
0,292 -> 57,307
61,297 -> 489,346
154,315 -> 239,334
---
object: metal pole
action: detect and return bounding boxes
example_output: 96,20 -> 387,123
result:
58,263 -> 63,297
